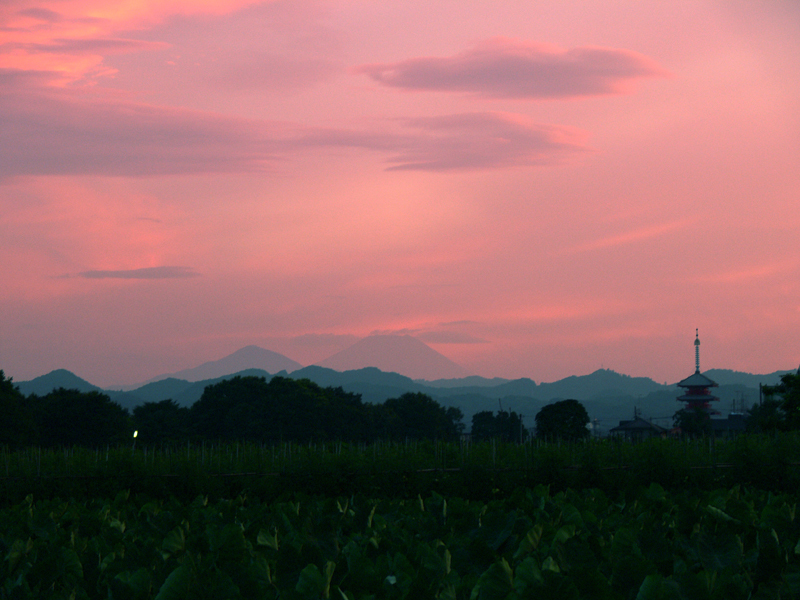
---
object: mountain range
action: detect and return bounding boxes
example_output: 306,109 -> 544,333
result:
13,335 -> 793,435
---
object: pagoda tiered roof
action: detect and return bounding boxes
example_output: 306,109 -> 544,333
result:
677,371 -> 718,389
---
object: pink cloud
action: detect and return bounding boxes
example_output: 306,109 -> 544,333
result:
357,37 -> 668,99
1,1 -> 272,83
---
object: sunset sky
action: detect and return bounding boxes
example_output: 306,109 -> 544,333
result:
2,1 -> 799,387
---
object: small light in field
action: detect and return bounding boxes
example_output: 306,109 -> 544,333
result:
133,430 -> 138,438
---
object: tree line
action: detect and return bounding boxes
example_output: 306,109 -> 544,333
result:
1,372 -> 465,448
1,370 -> 597,448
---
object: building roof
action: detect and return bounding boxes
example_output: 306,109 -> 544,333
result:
610,417 -> 668,434
711,414 -> 748,432
677,371 -> 718,389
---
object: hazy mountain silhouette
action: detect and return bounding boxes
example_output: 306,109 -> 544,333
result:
289,366 -> 428,403
16,369 -> 102,396
703,368 -> 789,388
151,345 -> 302,383
14,353 -> 792,436
315,335 -> 470,380
424,376 -> 512,388
121,377 -> 194,404
538,369 -> 664,400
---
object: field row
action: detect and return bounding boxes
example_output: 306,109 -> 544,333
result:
3,483 -> 800,599
4,434 -> 800,501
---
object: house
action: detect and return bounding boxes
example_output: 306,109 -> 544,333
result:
610,413 -> 668,441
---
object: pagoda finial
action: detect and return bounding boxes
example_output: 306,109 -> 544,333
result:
694,329 -> 700,374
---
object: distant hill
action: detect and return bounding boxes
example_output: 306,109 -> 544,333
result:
289,366 -> 428,404
703,369 -> 791,388
315,335 -> 470,380
120,378 -> 194,404
423,376 -> 512,388
121,369 -> 278,408
151,346 -> 302,383
537,369 -> 664,400
16,369 -> 102,396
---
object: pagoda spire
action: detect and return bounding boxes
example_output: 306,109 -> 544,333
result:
694,328 -> 700,374
677,329 -> 719,413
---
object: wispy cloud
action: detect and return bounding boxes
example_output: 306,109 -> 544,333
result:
302,111 -> 589,171
386,112 -> 588,171
16,8 -> 63,23
1,82 -> 587,177
9,37 -> 170,55
290,333 -> 359,346
78,266 -> 200,279
561,220 -> 693,255
696,261 -> 797,284
357,37 -> 668,99
369,324 -> 488,344
416,331 -> 489,344
369,328 -> 421,336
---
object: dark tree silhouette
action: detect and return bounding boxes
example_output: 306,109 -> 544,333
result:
673,405 -> 712,438
381,392 -> 463,440
190,375 -> 369,443
746,398 -> 783,433
133,399 -> 190,443
471,410 -> 527,443
535,399 -> 589,441
471,411 -> 496,442
762,368 -> 800,430
0,370 -> 36,447
31,388 -> 130,447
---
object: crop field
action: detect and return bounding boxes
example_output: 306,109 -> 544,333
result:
3,484 -> 800,599
3,433 -> 800,500
3,435 -> 800,598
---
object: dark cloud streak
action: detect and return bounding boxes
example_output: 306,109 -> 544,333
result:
0,75 -> 588,178
357,37 -> 667,99
78,266 -> 200,279
0,85 -> 290,178
8,37 -> 170,55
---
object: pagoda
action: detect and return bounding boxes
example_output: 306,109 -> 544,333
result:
676,330 -> 719,414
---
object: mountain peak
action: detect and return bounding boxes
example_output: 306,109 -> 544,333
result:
17,369 -> 101,396
153,346 -> 303,383
315,334 -> 470,381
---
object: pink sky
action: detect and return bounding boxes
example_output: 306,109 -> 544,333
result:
2,0 -> 799,386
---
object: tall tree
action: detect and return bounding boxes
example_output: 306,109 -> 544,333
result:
535,399 -> 589,441
673,406 -> 712,438
746,398 -> 783,433
0,370 -> 36,447
471,411 -> 496,442
471,410 -> 527,443
382,392 -> 463,440
133,399 -> 190,443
